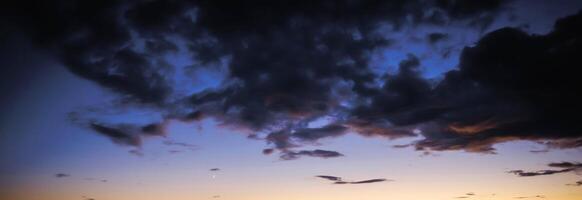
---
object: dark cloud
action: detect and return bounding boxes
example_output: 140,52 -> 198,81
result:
529,149 -> 549,154
89,122 -> 166,147
435,0 -> 508,19
55,173 -> 70,178
163,140 -> 198,151
508,162 -> 582,177
508,169 -> 572,177
316,175 -> 389,185
347,178 -> 389,184
547,162 -> 582,168
382,11 -> 582,153
434,0 -> 509,31
2,1 -> 172,106
129,149 -> 144,156
427,32 -> 449,44
393,144 -> 413,148
316,175 -> 343,182
11,0 -> 582,158
90,123 -> 142,147
210,168 -> 220,171
455,192 -> 475,198
292,124 -> 349,142
265,124 -> 349,153
513,195 -> 545,199
567,180 -> 582,186
84,178 -> 108,183
262,148 -> 274,155
280,149 -> 344,160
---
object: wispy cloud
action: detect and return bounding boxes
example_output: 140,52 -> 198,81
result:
280,149 -> 343,160
513,195 -> 545,199
315,175 -> 391,185
54,173 -> 70,178
508,162 -> 582,177
566,180 -> 582,186
163,140 -> 198,151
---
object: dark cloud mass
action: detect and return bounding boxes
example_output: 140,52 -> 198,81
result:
427,32 -> 449,44
391,11 -> 582,153
3,0 -> 582,157
316,175 -> 343,182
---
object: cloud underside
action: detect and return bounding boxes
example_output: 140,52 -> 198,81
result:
3,0 -> 582,157
315,175 -> 389,184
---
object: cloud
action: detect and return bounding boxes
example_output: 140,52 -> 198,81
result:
89,123 -> 142,147
265,124 -> 349,153
427,32 -> 449,44
513,195 -> 545,199
347,179 -> 389,184
316,175 -> 390,184
163,140 -> 198,151
547,162 -> 582,168
455,192 -> 475,198
83,177 -> 108,183
210,168 -> 220,171
508,169 -> 573,177
89,122 -> 167,147
280,149 -> 344,160
54,173 -> 70,178
11,0 -> 582,157
316,175 -> 343,182
262,148 -> 275,155
567,180 -> 582,186
375,11 -> 582,153
508,162 -> 582,177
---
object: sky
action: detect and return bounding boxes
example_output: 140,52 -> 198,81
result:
1,0 -> 582,200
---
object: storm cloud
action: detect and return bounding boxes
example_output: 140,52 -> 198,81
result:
3,0 -> 582,158
374,11 -> 582,153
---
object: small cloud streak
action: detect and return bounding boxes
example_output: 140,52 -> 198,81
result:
315,175 -> 390,185
280,149 -> 343,160
54,173 -> 70,178
566,180 -> 582,186
163,140 -> 198,151
514,195 -> 545,199
508,161 -> 582,177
